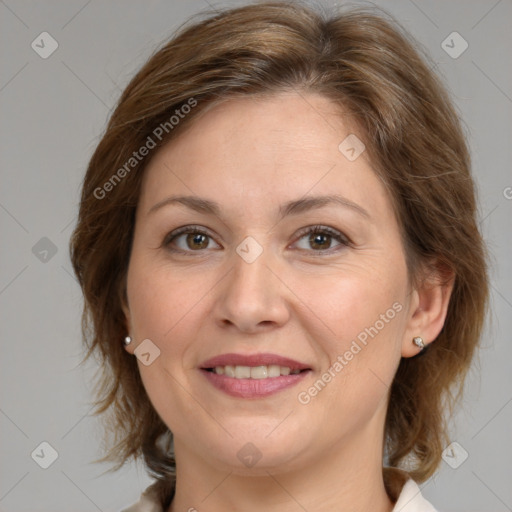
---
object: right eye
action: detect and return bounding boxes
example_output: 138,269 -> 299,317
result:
163,226 -> 222,253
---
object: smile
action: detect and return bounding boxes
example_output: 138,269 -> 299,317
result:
199,353 -> 311,399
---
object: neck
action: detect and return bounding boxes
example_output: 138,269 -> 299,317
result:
167,416 -> 395,512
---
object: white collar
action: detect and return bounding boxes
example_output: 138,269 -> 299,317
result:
392,479 -> 438,512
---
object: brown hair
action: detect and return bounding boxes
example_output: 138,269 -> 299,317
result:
70,0 -> 488,504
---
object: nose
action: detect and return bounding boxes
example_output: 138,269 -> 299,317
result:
213,247 -> 291,333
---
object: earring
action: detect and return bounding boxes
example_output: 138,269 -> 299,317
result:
124,336 -> 132,346
413,336 -> 425,350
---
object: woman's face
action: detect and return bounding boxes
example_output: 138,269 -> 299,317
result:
123,91 -> 420,474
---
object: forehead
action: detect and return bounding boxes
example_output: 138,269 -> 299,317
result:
138,91 -> 391,220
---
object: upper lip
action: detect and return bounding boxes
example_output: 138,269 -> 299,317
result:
200,353 -> 311,371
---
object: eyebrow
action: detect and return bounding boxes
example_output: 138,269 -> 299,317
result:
147,194 -> 370,220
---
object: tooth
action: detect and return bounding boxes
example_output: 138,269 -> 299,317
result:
224,365 -> 236,377
213,365 -> 298,378
268,365 -> 280,377
235,365 -> 251,378
250,366 -> 268,379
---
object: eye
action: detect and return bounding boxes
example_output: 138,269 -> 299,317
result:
163,224 -> 350,255
292,225 -> 350,253
163,226 -> 221,253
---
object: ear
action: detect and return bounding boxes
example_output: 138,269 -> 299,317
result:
401,262 -> 454,358
119,282 -> 135,354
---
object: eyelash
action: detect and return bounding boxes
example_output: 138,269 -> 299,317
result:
162,224 -> 351,256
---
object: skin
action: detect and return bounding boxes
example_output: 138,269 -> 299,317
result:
122,91 -> 453,512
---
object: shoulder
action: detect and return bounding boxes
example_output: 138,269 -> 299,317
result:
392,479 -> 438,512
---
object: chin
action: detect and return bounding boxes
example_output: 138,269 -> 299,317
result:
212,424 -> 311,474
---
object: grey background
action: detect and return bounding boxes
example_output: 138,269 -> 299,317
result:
0,0 -> 511,511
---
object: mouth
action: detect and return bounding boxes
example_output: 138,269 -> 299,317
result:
199,353 -> 312,398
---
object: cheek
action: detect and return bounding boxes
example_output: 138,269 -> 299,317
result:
126,257 -> 215,364
296,281 -> 404,429
127,258 -> 178,337
304,266 -> 405,344
297,264 -> 406,400
126,260 -> 211,426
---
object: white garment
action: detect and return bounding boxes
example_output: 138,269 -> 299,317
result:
121,478 -> 437,512
392,479 -> 438,512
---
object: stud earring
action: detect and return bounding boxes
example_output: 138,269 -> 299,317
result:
413,336 -> 425,350
124,336 -> 132,346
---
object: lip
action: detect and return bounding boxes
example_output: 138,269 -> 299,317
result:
199,352 -> 312,399
200,352 -> 310,371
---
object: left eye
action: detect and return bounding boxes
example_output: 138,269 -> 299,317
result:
293,227 -> 349,252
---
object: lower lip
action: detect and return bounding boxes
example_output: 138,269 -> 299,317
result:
201,369 -> 310,398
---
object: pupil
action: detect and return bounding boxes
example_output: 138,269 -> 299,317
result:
310,233 -> 330,250
187,233 -> 208,249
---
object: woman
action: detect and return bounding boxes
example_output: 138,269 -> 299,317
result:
70,2 -> 489,511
